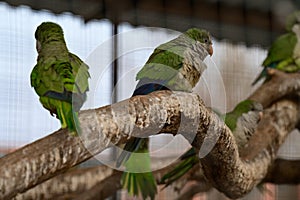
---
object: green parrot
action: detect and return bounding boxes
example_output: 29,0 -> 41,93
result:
252,11 -> 300,85
160,99 -> 263,187
117,28 -> 213,199
30,22 -> 90,135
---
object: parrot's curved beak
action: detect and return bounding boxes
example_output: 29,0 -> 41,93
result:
36,41 -> 41,53
258,111 -> 263,121
208,44 -> 213,56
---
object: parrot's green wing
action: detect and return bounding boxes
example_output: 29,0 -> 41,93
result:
136,43 -> 185,83
253,11 -> 300,85
252,32 -> 297,85
31,54 -> 89,135
262,33 -> 297,67
68,53 -> 90,110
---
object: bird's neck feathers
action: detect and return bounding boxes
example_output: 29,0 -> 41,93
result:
234,111 -> 260,139
179,43 -> 208,88
38,39 -> 69,59
42,31 -> 66,44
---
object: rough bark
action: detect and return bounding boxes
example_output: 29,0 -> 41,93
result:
13,165 -> 116,200
1,70 -> 300,199
176,181 -> 211,200
194,99 -> 299,198
0,90 -> 204,199
263,158 -> 300,184
17,156 -> 300,199
248,69 -> 300,107
14,157 -> 182,200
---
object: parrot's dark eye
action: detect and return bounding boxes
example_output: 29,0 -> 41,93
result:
204,38 -> 208,43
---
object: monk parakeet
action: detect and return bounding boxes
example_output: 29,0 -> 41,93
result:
117,28 -> 213,200
252,11 -> 300,85
160,100 -> 263,187
30,22 -> 90,135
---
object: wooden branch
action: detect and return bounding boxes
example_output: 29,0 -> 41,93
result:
11,165 -> 121,200
176,181 -> 211,200
14,157 -> 182,200
263,158 -> 300,184
194,98 -> 299,199
13,165 -> 117,200
0,90 -> 204,199
2,70 -> 300,199
248,69 -> 300,107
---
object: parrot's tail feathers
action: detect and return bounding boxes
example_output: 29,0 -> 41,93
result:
252,70 -> 266,86
56,102 -> 67,129
71,111 -> 81,135
180,148 -> 196,160
122,172 -> 157,200
160,156 -> 197,189
116,138 -> 143,168
252,66 -> 276,86
57,101 -> 81,136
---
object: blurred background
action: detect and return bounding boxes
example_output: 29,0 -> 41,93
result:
0,0 -> 300,199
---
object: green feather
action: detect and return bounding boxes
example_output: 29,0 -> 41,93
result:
136,28 -> 212,90
121,141 -> 157,200
30,22 -> 89,135
262,33 -> 297,68
286,11 -> 300,32
224,100 -> 258,131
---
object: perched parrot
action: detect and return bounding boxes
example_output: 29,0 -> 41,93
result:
117,28 -> 213,200
252,11 -> 300,85
30,22 -> 90,135
160,99 -> 263,187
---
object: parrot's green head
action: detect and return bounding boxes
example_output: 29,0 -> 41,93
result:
234,100 -> 263,115
225,99 -> 263,131
286,11 -> 300,32
184,28 -> 213,56
35,22 -> 66,52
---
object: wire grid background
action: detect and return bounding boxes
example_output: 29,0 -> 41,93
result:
0,2 -> 299,199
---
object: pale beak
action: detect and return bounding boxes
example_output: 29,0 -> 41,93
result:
208,44 -> 213,56
258,111 -> 263,121
36,41 -> 41,53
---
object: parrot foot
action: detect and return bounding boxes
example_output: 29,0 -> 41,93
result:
267,68 -> 276,75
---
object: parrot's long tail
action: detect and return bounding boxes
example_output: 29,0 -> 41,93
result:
57,101 -> 81,135
252,68 -> 268,86
121,170 -> 157,200
116,138 -> 144,167
160,148 -> 198,188
117,138 -> 157,199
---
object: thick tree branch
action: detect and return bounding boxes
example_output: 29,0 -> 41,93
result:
176,181 -> 211,200
263,158 -> 300,184
0,91 -> 203,199
1,70 -> 300,199
14,158 -> 182,200
248,69 -> 300,107
13,165 -> 117,200
194,99 -> 299,199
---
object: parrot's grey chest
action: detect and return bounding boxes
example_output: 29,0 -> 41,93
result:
178,43 -> 208,90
